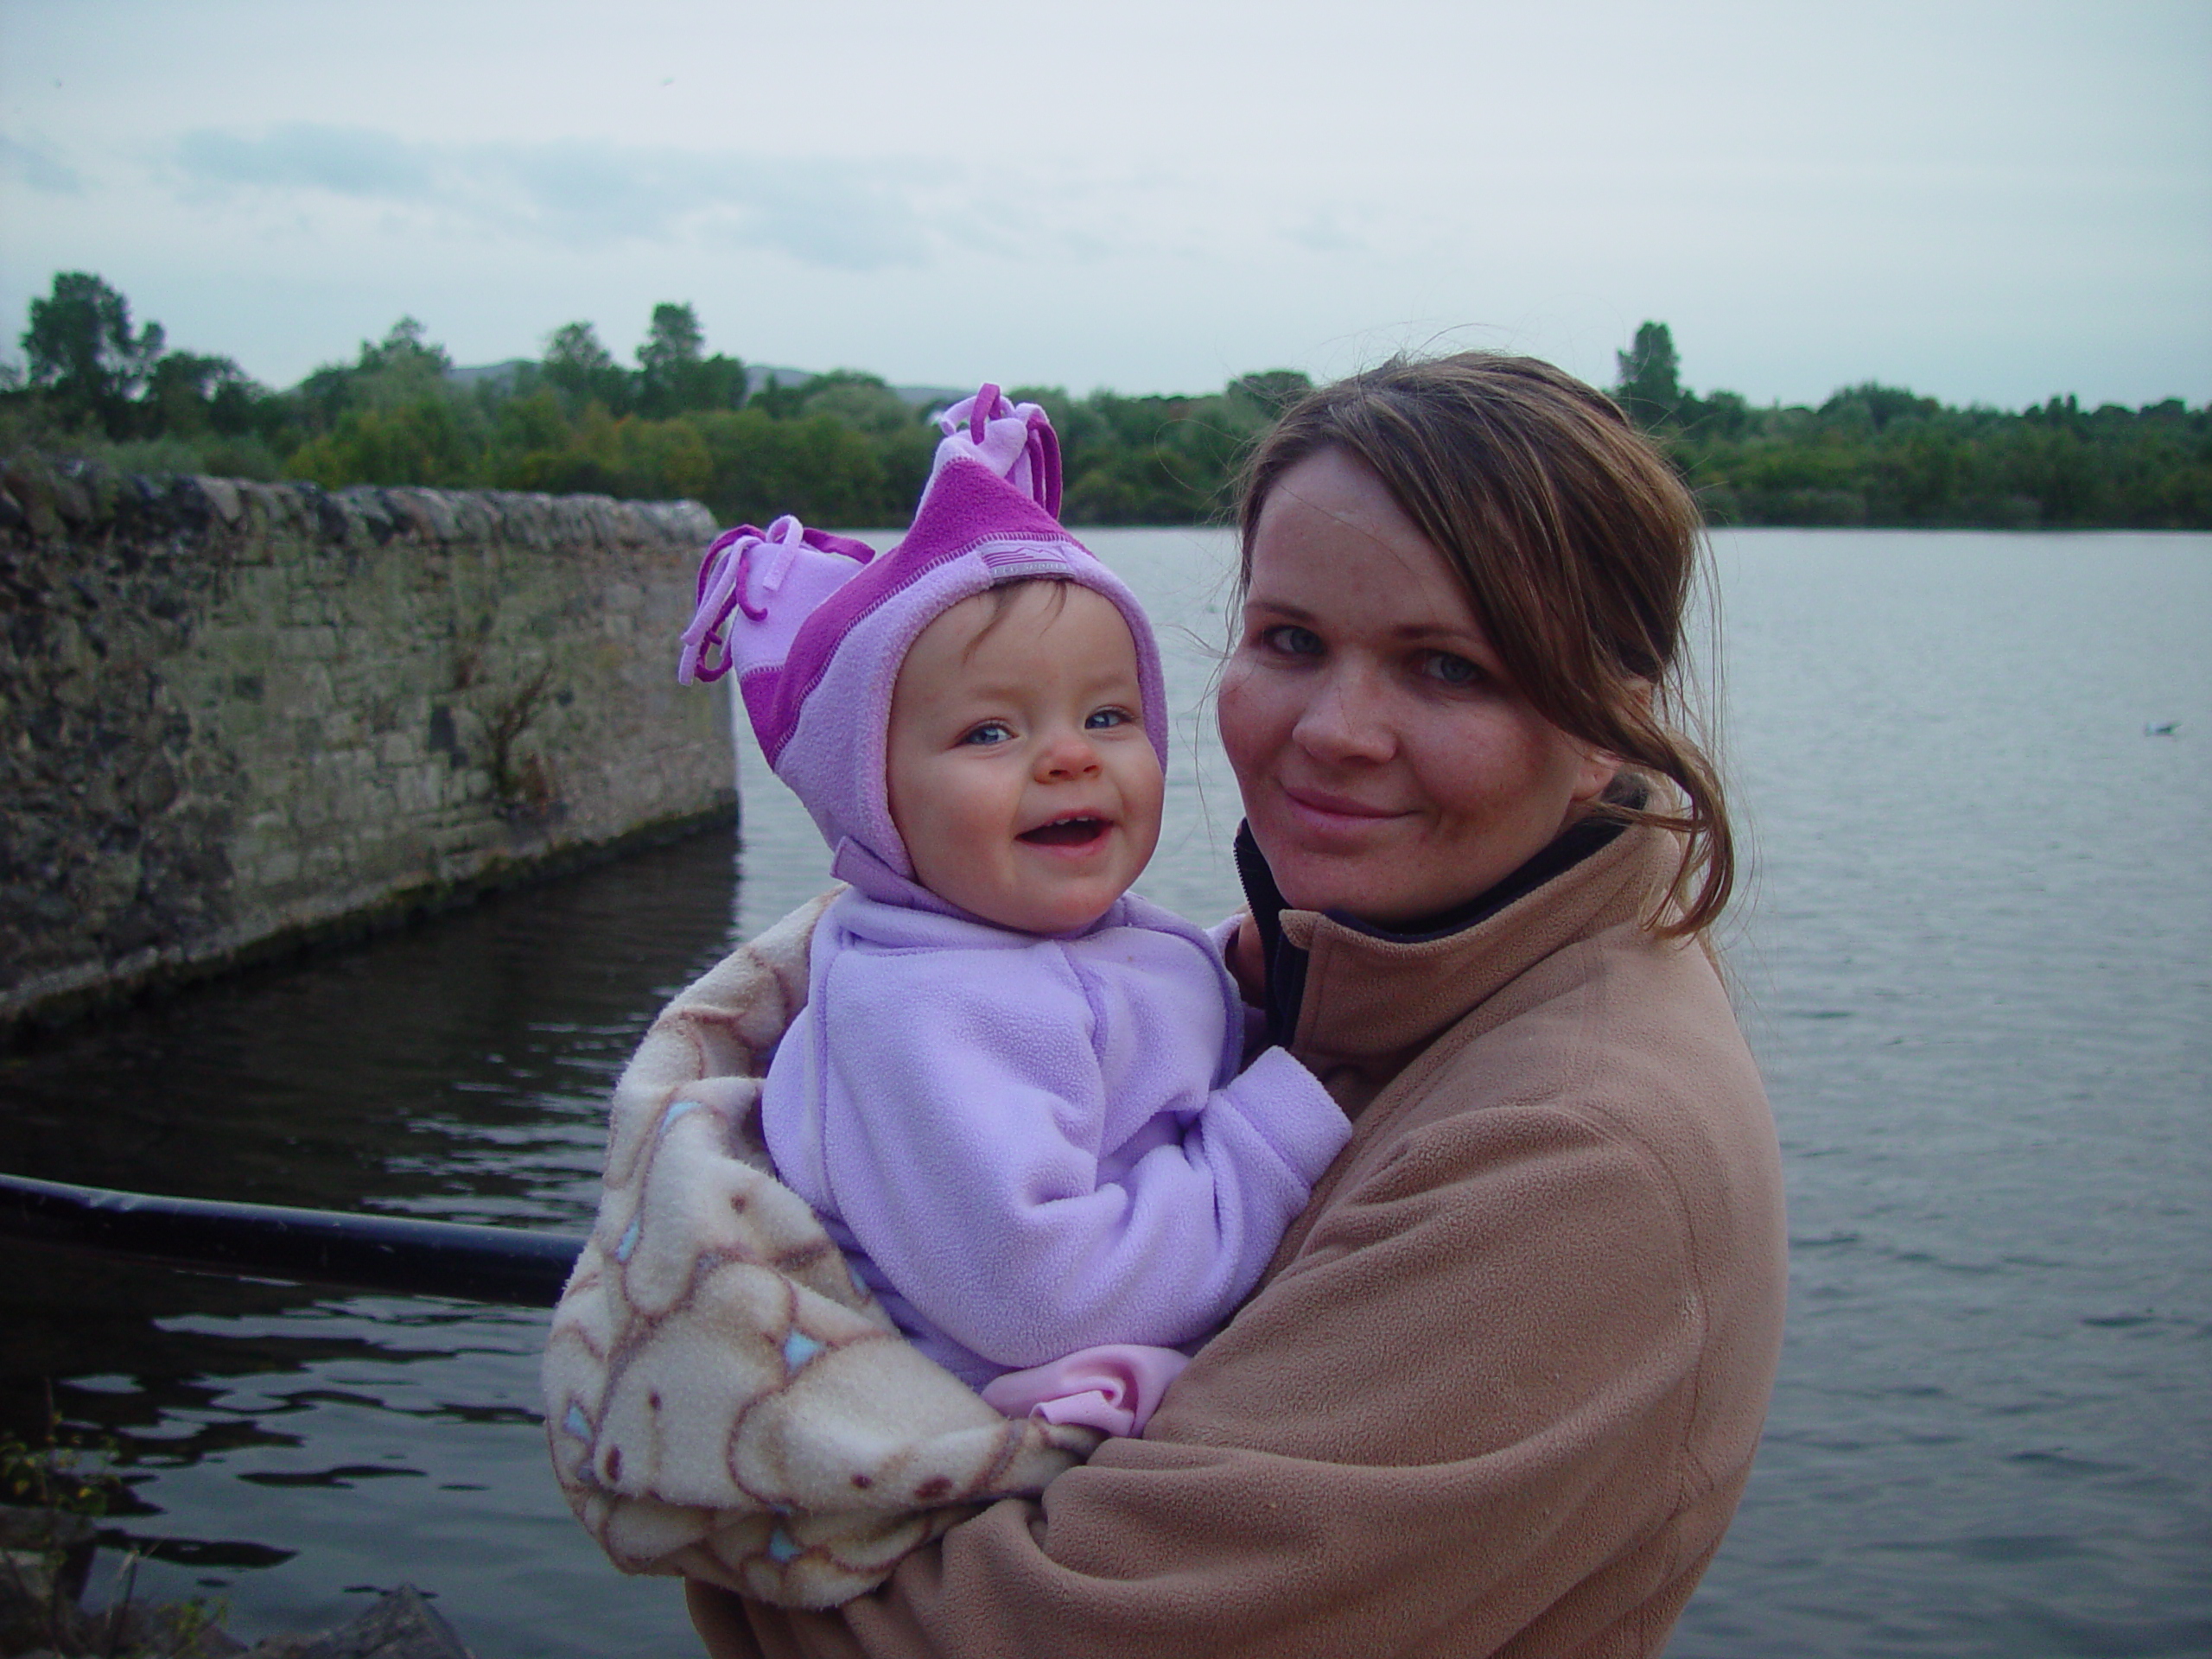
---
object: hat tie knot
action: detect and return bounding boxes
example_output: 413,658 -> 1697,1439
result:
678,515 -> 848,684
938,384 -> 1063,521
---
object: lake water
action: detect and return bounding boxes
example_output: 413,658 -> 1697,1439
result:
2,528 -> 2207,1656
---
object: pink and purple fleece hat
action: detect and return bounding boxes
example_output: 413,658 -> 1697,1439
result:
676,385 -> 1168,881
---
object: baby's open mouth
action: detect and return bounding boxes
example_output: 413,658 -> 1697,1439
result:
1019,816 -> 1109,848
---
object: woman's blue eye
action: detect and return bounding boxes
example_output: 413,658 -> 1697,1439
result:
1425,652 -> 1480,686
1262,625 -> 1323,657
963,721 -> 1014,746
1084,707 -> 1133,730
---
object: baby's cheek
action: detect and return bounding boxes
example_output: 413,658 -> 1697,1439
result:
1128,754 -> 1168,851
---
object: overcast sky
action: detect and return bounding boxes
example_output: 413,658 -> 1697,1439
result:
2,0 -> 2206,409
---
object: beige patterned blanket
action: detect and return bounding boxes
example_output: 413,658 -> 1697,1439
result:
541,891 -> 1102,1608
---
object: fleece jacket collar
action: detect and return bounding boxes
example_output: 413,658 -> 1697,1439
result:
1237,814 -> 1674,1116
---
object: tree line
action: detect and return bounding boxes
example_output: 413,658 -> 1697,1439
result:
1615,322 -> 2209,531
0,272 -> 1306,529
3,273 -> 2205,531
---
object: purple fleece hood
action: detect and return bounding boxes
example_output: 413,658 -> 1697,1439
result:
676,385 -> 1169,880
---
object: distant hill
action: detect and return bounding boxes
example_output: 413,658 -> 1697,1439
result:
446,359 -> 531,393
745,365 -> 967,410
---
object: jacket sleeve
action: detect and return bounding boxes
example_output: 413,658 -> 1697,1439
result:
699,1088 -> 1775,1659
806,945 -> 1348,1369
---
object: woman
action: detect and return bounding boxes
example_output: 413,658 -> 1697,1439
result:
687,353 -> 1787,1657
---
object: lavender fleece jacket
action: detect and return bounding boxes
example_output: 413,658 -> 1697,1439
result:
761,864 -> 1351,1389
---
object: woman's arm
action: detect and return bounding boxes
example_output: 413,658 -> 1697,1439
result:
697,1070 -> 1783,1659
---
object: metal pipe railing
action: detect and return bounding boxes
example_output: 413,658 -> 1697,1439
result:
0,1172 -> 585,1307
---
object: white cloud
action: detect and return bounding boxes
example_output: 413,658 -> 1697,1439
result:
0,133 -> 82,194
166,124 -> 986,270
175,124 -> 433,199
153,125 -> 1322,280
168,126 -> 950,270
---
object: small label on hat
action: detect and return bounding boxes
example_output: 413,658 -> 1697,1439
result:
979,545 -> 1078,582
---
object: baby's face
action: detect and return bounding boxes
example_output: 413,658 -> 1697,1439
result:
887,582 -> 1163,934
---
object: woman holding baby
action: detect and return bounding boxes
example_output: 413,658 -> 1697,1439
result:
671,353 -> 1787,1656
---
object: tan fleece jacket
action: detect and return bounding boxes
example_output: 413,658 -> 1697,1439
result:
691,823 -> 1788,1658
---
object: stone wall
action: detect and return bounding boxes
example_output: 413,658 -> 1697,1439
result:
1,455 -> 735,1031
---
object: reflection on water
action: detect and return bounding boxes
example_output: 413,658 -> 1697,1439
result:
2,529 -> 2208,1657
1,830 -> 746,1656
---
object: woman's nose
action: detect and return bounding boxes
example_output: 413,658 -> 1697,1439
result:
1293,664 -> 1395,763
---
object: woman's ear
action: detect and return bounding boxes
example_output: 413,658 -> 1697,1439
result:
1569,678 -> 1649,804
1569,747 -> 1623,806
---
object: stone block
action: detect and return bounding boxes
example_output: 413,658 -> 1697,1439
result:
253,849 -> 303,887
194,474 -> 245,525
283,1583 -> 474,1659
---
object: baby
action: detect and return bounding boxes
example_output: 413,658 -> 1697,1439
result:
677,386 -> 1349,1435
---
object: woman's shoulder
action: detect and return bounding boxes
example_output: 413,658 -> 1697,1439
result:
1274,911 -> 1777,1311
1216,925 -> 1783,1501
1292,925 -> 1785,1414
1482,916 -> 1757,1093
1390,924 -> 1772,1214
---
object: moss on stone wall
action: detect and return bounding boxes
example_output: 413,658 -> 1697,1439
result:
1,453 -> 734,1032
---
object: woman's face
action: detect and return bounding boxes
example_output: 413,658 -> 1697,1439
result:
1217,447 -> 1618,927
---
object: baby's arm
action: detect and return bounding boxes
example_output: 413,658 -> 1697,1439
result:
810,944 -> 1348,1370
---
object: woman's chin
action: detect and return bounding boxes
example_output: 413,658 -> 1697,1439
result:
1262,842 -> 1400,922
1258,828 -> 1493,928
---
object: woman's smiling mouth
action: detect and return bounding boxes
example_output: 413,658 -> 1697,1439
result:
1279,785 -> 1405,823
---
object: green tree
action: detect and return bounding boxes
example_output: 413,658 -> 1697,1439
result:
141,350 -> 259,436
353,316 -> 452,403
542,321 -> 633,413
1615,321 -> 1681,428
689,408 -> 894,524
790,371 -> 913,435
636,302 -> 746,417
289,316 -> 454,436
21,271 -> 166,436
287,395 -> 478,488
1819,382 -> 1941,433
1228,369 -> 1314,417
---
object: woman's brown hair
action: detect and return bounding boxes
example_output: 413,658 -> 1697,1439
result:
1236,352 -> 1735,937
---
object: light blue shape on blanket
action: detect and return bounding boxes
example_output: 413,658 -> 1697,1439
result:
781,1330 -> 823,1373
660,1100 -> 702,1137
564,1404 -> 591,1440
615,1217 -> 642,1262
766,1525 -> 800,1563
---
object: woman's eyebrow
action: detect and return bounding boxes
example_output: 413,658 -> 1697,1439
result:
1395,623 -> 1486,648
1244,596 -> 1485,650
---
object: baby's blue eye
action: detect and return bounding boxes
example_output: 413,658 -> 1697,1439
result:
962,721 -> 1014,746
1084,707 -> 1134,730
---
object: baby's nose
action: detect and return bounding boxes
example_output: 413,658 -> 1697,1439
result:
1036,728 -> 1102,777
